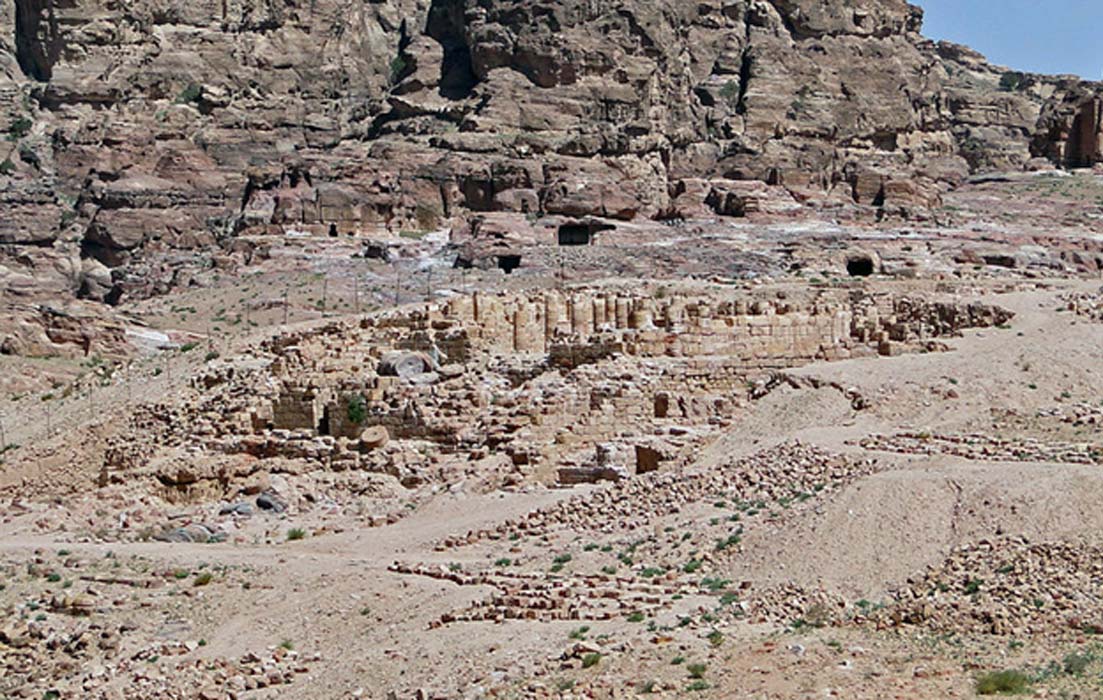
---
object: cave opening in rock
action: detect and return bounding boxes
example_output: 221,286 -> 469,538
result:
328,223 -> 339,238
557,221 -> 614,246
846,256 -> 875,277
426,0 -> 478,100
497,255 -> 521,274
557,224 -> 591,246
14,0 -> 60,82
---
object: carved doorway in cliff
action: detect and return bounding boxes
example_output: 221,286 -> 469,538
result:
846,255 -> 875,277
497,255 -> 521,274
1067,100 -> 1102,168
557,221 -> 615,246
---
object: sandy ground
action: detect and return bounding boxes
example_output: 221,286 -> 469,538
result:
5,216 -> 1103,697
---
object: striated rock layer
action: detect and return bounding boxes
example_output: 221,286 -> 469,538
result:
0,0 -> 1101,313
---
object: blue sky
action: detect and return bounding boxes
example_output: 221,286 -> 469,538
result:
919,0 -> 1103,79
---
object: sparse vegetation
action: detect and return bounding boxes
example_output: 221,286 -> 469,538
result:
177,83 -> 202,104
975,669 -> 1031,695
346,394 -> 368,425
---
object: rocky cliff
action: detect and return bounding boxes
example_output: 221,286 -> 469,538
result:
0,0 -> 1101,312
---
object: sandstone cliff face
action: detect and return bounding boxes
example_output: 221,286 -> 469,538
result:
0,0 -> 1100,313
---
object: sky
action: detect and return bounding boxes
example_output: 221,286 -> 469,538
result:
918,0 -> 1103,79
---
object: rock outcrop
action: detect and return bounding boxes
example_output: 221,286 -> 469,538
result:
0,0 -> 1100,336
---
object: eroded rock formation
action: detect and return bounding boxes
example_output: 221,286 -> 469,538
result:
0,0 -> 1100,321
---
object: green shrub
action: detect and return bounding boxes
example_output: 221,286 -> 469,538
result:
389,55 -> 408,84
193,572 -> 213,587
287,528 -> 306,541
1063,652 -> 1092,675
719,80 -> 739,107
177,83 -> 202,104
999,71 -> 1026,92
582,653 -> 601,669
346,395 -> 367,425
687,663 -> 707,679
7,116 -> 31,140
975,670 -> 1031,695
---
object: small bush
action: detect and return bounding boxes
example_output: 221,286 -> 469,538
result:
193,572 -> 213,587
0,158 -> 15,175
494,558 -> 511,567
389,55 -> 408,84
687,663 -> 707,679
975,670 -> 1031,695
568,626 -> 590,640
346,394 -> 367,425
581,653 -> 601,669
626,611 -> 645,623
177,83 -> 202,104
553,553 -> 572,564
999,71 -> 1026,92
686,680 -> 710,692
1063,652 -> 1092,675
287,528 -> 306,541
180,341 -> 199,352
7,116 -> 32,140
719,80 -> 739,106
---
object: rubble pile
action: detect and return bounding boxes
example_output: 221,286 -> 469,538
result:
0,553 -> 308,700
1038,402 -> 1103,427
859,432 -> 1103,465
1059,290 -> 1103,322
439,442 -> 878,547
392,564 -> 692,625
876,538 -> 1103,637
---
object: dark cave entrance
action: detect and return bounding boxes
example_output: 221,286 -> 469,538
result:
846,256 -> 875,277
557,224 -> 592,246
426,0 -> 478,99
497,255 -> 521,274
14,0 -> 61,82
557,221 -> 614,246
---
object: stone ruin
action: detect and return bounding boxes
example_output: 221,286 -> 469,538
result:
85,285 -> 1014,509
